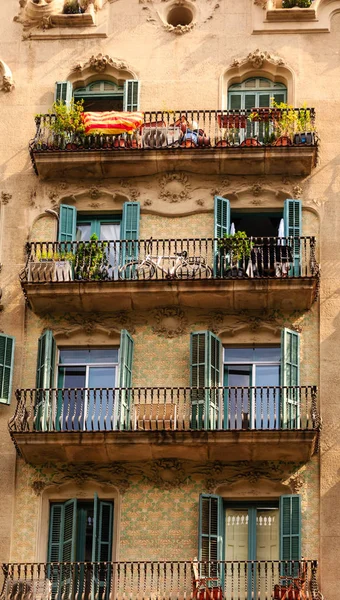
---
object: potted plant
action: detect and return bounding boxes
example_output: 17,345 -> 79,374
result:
282,0 -> 313,7
63,0 -> 85,14
270,100 -> 315,146
74,233 -> 110,281
218,231 -> 253,276
47,99 -> 85,149
27,247 -> 74,282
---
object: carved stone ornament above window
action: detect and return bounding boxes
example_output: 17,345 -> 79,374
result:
230,49 -> 285,70
0,60 -> 15,92
70,54 -> 137,86
139,0 -> 222,35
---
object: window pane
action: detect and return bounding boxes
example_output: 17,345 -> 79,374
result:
256,508 -> 279,560
224,347 -> 254,362
253,347 -> 281,362
59,349 -> 119,365
76,223 -> 91,242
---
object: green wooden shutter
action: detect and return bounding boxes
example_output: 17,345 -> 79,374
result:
59,205 -> 77,243
199,494 -> 223,580
123,80 -> 140,111
284,199 -> 302,277
190,332 -> 222,429
281,328 -> 300,429
120,201 -> 140,275
92,494 -> 113,600
280,494 -> 301,576
0,334 -> 15,405
214,196 -> 230,277
36,330 -> 56,431
62,499 -> 77,562
118,329 -> 134,430
54,81 -> 73,108
48,503 -> 64,598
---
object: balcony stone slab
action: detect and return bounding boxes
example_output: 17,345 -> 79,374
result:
31,146 -> 317,180
11,429 -> 318,465
22,277 -> 318,314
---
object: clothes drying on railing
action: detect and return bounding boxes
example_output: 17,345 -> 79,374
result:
82,111 -> 144,135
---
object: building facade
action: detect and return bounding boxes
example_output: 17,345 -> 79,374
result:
0,0 -> 339,599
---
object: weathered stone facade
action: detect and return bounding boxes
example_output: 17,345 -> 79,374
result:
0,0 -> 339,598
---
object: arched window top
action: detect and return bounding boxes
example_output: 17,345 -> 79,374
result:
74,80 -> 124,98
229,77 -> 286,92
228,77 -> 287,110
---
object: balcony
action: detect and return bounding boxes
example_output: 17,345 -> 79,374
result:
29,109 -> 317,179
0,560 -> 320,600
9,386 -> 320,464
20,237 -> 319,314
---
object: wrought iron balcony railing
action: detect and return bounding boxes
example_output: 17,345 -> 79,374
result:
1,560 -> 321,600
21,237 -> 318,283
30,108 -> 317,157
9,386 -> 319,433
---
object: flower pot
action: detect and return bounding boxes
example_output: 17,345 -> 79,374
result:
216,139 -> 230,148
240,137 -> 262,147
293,132 -> 314,146
274,135 -> 292,146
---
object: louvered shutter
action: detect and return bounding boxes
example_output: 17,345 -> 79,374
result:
59,205 -> 77,243
54,81 -> 73,108
199,494 -> 223,580
48,504 -> 64,598
120,201 -> 140,275
214,196 -> 230,277
190,332 -> 222,429
281,329 -> 300,429
0,334 -> 15,405
118,330 -> 134,429
123,80 -> 140,111
92,494 -> 113,600
36,330 -> 56,431
284,200 -> 302,277
280,495 -> 301,577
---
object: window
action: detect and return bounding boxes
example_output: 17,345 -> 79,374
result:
74,81 -> 124,112
58,202 -> 140,278
199,494 -> 301,595
214,197 -> 303,277
0,333 -> 15,405
190,329 -> 300,430
228,78 -> 287,143
36,330 -> 134,431
48,495 -> 113,600
224,346 -> 280,429
57,348 -> 119,431
228,78 -> 287,111
54,80 -> 140,112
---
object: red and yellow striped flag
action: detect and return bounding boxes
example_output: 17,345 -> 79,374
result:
82,111 -> 144,135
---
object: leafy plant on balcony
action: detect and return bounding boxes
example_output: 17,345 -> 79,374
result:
35,248 -> 74,262
282,0 -> 312,7
48,99 -> 85,136
218,231 -> 253,261
63,0 -> 86,14
74,233 -> 110,281
269,101 -> 315,139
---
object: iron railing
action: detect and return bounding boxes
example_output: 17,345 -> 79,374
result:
21,237 -> 318,283
9,386 -> 319,433
0,560 -> 321,600
30,109 -> 317,156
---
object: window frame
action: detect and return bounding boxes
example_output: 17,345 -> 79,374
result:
76,214 -> 122,241
228,77 -> 287,110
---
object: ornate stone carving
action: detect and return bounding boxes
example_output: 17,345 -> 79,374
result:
89,185 -> 101,199
292,184 -> 303,198
72,54 -> 132,75
29,459 -> 304,496
152,307 -> 188,338
231,49 -> 285,70
44,311 -> 145,336
252,181 -> 263,197
140,0 -> 221,34
287,472 -> 305,494
1,192 -> 12,205
254,0 -> 267,8
0,61 -> 15,92
159,173 -> 191,203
